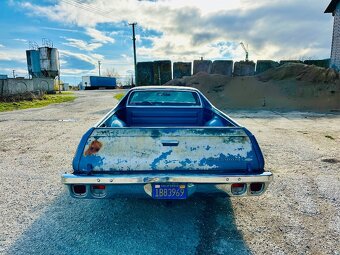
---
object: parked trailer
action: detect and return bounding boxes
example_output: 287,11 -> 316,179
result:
82,76 -> 117,90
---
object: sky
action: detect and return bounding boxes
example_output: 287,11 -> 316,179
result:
0,0 -> 335,84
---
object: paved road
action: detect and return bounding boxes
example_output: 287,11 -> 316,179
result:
0,90 -> 339,255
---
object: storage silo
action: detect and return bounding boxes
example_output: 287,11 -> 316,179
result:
153,60 -> 172,85
173,62 -> 192,79
234,61 -> 256,76
26,50 -> 43,78
39,47 -> 60,78
256,60 -> 279,74
136,62 -> 154,86
193,60 -> 212,74
211,60 -> 233,76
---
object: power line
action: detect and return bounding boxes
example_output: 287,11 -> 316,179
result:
59,0 -> 114,20
59,0 -> 134,31
60,0 -> 108,16
71,0 -> 115,15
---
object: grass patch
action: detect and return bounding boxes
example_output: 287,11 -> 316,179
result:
0,92 -> 76,112
114,93 -> 125,101
58,91 -> 74,95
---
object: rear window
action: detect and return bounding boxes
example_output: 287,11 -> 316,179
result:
128,90 -> 201,106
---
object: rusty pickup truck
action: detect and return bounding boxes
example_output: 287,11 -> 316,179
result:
62,86 -> 272,199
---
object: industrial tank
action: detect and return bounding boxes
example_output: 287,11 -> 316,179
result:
193,60 -> 212,74
39,47 -> 60,78
234,61 -> 256,76
211,60 -> 233,76
173,62 -> 192,79
26,50 -> 42,78
153,60 -> 172,85
136,62 -> 154,86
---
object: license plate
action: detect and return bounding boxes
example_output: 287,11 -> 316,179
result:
152,184 -> 187,199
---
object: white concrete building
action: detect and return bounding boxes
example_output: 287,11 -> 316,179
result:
325,0 -> 340,70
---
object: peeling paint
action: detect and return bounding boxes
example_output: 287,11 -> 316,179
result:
78,128 -> 258,171
150,150 -> 173,170
81,154 -> 104,171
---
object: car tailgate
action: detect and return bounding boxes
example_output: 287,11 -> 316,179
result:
73,127 -> 264,173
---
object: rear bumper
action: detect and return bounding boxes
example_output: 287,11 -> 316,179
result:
61,171 -> 273,199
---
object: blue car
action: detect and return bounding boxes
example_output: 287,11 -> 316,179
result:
62,86 -> 272,199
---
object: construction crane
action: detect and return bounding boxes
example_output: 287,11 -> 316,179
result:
240,42 -> 249,62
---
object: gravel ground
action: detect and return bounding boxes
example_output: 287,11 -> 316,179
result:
0,90 -> 339,255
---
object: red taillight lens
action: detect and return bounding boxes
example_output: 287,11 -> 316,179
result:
91,184 -> 106,198
73,185 -> 86,195
92,185 -> 106,190
231,183 -> 246,195
232,183 -> 244,188
250,183 -> 264,193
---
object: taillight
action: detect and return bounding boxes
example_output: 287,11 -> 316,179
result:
73,185 -> 86,195
250,183 -> 264,194
92,185 -> 106,190
91,184 -> 106,197
231,183 -> 246,195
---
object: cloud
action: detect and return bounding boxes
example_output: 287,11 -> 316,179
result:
61,68 -> 94,76
85,28 -> 115,43
17,0 -> 333,62
121,54 -> 132,62
57,50 -> 133,75
0,44 -> 4,48
0,49 -> 27,62
63,38 -> 103,51
14,39 -> 28,43
41,26 -> 80,33
59,59 -> 67,65
0,67 -> 29,77
59,50 -> 102,65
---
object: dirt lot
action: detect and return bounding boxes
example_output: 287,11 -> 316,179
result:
0,90 -> 339,255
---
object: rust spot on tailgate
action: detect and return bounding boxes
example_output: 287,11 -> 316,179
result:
84,140 -> 102,156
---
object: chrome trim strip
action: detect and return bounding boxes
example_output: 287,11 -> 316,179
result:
62,172 -> 273,185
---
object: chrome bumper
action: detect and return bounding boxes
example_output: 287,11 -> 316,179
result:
62,172 -> 273,199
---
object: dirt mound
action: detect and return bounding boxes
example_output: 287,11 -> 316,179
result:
165,72 -> 232,96
166,72 -> 231,87
165,69 -> 340,111
258,63 -> 339,83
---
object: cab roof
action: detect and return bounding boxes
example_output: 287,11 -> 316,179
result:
130,86 -> 199,92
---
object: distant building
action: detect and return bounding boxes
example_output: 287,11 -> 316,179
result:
325,0 -> 340,70
0,77 -> 54,97
81,76 -> 116,90
26,47 -> 60,79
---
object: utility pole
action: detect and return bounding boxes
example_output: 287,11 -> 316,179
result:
58,51 -> 61,94
129,22 -> 137,85
12,70 -> 15,78
98,61 -> 101,76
